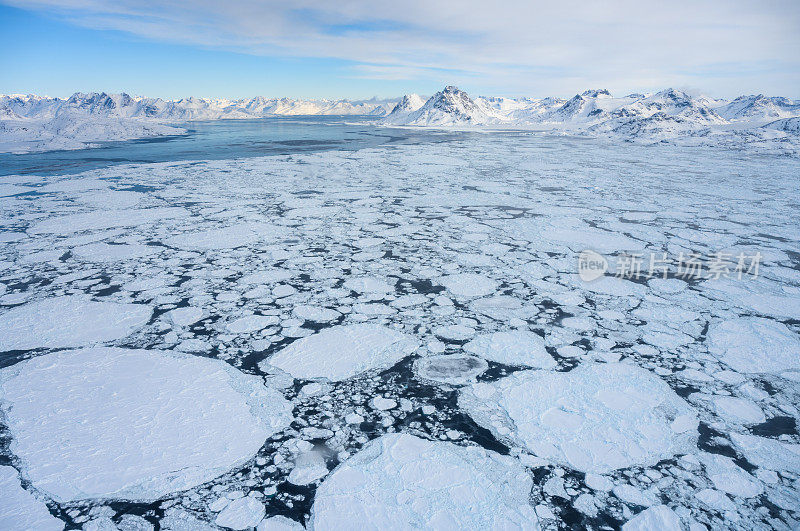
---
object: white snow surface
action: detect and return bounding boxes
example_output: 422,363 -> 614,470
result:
460,363 -> 698,473
706,317 -> 800,373
0,347 -> 292,502
463,330 -> 556,368
0,296 -> 151,351
621,505 -> 682,531
309,433 -> 539,530
260,324 -> 419,381
0,465 -> 64,531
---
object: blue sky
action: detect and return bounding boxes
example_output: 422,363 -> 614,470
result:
1,1 -> 799,100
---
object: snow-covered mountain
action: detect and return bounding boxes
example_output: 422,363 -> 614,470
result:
0,92 -> 398,153
3,87 -> 800,154
382,86 -> 800,154
394,86 -> 500,126
384,94 -> 426,124
716,94 -> 800,122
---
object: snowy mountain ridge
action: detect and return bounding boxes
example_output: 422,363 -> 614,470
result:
383,86 -> 800,155
2,87 -> 800,154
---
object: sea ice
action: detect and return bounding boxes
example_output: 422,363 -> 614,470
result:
27,207 -> 189,235
0,466 -> 64,531
413,354 -> 488,385
706,317 -> 800,373
621,505 -> 681,531
72,242 -> 160,262
214,495 -> 266,530
165,222 -> 286,251
260,324 -> 418,381
463,331 -> 556,368
309,433 -> 539,529
460,363 -> 698,473
438,273 -> 498,298
0,347 -> 292,502
0,296 -> 151,351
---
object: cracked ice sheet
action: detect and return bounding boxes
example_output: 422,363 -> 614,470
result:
460,363 -> 698,473
0,347 -> 292,502
310,433 -> 539,530
0,133 -> 799,528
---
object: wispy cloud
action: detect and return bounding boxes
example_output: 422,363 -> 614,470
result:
5,0 -> 800,96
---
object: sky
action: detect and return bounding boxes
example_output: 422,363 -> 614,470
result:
1,0 -> 799,100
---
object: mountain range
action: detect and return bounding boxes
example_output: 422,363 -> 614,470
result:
2,88 -> 799,154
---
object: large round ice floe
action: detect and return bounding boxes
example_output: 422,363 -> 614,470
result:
706,317 -> 800,374
0,296 -> 152,351
309,433 -> 539,530
459,363 -> 698,473
464,330 -> 556,368
260,324 -> 418,381
0,347 -> 293,502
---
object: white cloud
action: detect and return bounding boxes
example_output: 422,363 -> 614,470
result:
6,0 -> 800,96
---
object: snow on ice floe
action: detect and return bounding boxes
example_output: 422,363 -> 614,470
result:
464,330 -> 556,368
0,466 -> 64,531
706,317 -> 800,374
309,433 -> 539,530
259,324 -> 418,381
27,207 -> 189,235
460,363 -> 698,473
621,505 -> 681,531
72,242 -> 161,262
0,347 -> 292,502
0,296 -> 151,351
438,273 -> 498,298
165,222 -> 287,251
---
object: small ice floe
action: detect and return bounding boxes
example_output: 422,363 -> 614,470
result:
706,317 -> 800,374
27,207 -> 189,235
165,222 -> 286,251
460,363 -> 697,473
309,433 -> 538,529
167,306 -> 204,327
432,324 -> 475,341
214,494 -> 266,530
621,505 -> 681,531
72,242 -> 160,262
260,324 -> 418,381
293,305 -> 340,323
729,433 -> 800,474
463,330 -> 556,368
438,273 -> 498,298
0,347 -> 292,502
0,295 -> 151,351
287,452 -> 328,486
413,354 -> 488,385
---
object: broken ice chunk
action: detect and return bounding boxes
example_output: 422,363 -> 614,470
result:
460,363 -> 697,473
260,324 -> 418,381
309,433 -> 538,529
